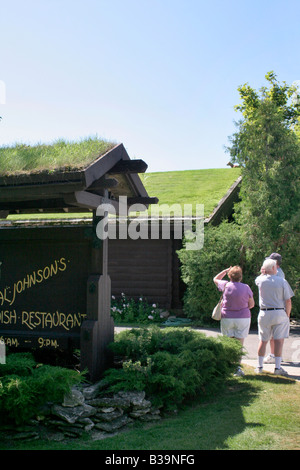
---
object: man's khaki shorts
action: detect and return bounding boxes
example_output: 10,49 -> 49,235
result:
258,309 -> 290,341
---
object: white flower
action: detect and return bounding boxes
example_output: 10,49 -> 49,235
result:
111,295 -> 115,300
139,297 -> 143,301
152,303 -> 157,308
148,315 -> 154,320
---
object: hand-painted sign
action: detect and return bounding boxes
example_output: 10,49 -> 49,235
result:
0,228 -> 89,350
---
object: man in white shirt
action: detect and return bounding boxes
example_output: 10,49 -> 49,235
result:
255,258 -> 294,375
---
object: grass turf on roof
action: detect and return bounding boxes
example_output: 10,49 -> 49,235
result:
0,137 -> 116,176
140,168 -> 241,217
3,167 -> 241,220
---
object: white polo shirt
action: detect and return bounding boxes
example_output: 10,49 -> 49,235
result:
255,274 -> 294,310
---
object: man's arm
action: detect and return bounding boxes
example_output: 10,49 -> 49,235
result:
285,298 -> 292,317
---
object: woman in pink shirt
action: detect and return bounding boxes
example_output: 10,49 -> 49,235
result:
213,266 -> 255,376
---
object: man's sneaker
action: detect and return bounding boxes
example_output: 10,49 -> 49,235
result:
234,367 -> 245,377
274,367 -> 288,376
255,367 -> 263,374
264,354 -> 275,364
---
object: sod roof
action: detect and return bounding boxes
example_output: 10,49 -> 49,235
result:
0,137 -> 116,176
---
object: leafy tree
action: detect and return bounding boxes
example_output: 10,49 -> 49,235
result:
178,72 -> 299,321
227,71 -> 300,310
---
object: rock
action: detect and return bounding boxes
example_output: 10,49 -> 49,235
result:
58,425 -> 84,437
129,408 -> 151,418
94,415 -> 133,433
99,407 -> 116,413
2,384 -> 160,442
47,419 -> 83,429
87,396 -> 131,410
77,417 -> 95,432
51,403 -> 97,424
116,391 -> 146,407
63,389 -> 85,407
95,408 -> 124,422
81,380 -> 108,400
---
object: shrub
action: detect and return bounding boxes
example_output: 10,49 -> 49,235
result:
0,352 -> 83,425
0,351 -> 36,376
104,327 -> 242,410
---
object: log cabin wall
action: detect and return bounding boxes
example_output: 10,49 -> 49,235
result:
108,237 -> 174,309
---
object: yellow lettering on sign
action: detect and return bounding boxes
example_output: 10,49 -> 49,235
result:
21,310 -> 86,331
0,310 -> 17,325
38,337 -> 59,349
0,257 -> 69,306
0,336 -> 20,347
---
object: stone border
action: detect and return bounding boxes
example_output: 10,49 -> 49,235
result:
1,382 -> 161,442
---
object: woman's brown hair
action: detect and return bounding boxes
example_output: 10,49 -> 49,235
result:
228,266 -> 243,282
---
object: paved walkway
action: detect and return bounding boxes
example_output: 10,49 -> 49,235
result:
115,323 -> 300,381
192,324 -> 300,380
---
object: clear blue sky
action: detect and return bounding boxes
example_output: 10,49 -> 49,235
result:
0,0 -> 299,172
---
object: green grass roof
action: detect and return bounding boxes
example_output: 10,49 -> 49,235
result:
3,168 -> 241,221
140,168 -> 241,217
0,136 -> 241,220
0,137 -> 116,175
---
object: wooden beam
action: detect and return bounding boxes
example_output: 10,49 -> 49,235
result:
83,143 -> 127,188
0,181 -> 85,202
108,159 -> 148,174
87,176 -> 119,192
64,191 -> 104,210
64,191 -> 129,215
127,197 -> 159,205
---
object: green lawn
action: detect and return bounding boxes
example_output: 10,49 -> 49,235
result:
1,366 -> 299,451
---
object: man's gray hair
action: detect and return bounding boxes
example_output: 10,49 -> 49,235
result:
262,258 -> 277,273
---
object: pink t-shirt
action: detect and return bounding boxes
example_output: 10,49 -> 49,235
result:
217,280 -> 253,318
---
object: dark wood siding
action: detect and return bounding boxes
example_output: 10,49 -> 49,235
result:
108,238 -> 173,308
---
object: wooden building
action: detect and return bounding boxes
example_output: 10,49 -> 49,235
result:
0,143 -> 157,380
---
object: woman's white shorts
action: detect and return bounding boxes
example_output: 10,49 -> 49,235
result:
221,317 -> 251,339
258,309 -> 290,341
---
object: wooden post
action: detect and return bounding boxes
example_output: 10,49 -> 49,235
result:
80,211 -> 114,382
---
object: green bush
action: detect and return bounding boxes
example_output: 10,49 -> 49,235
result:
0,352 -> 83,425
0,351 -> 36,376
104,327 -> 242,410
